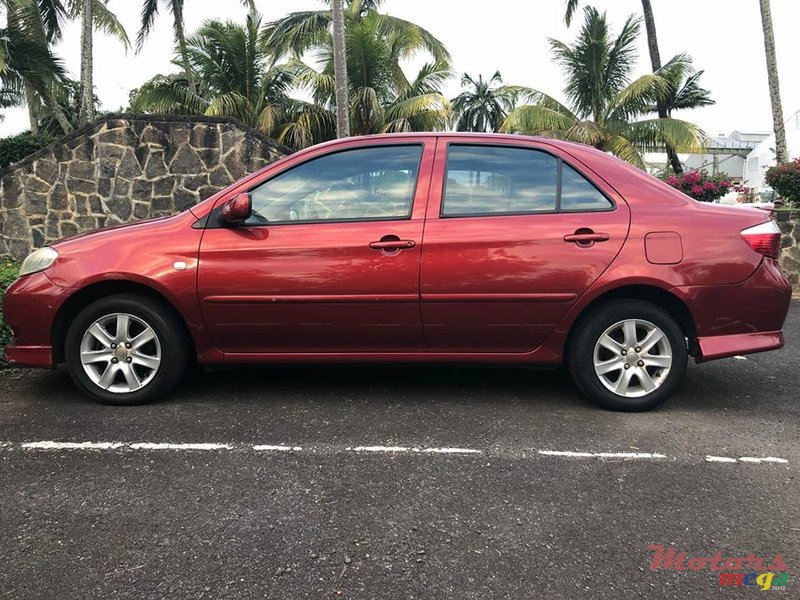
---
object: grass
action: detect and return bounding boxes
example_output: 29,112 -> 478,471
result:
0,259 -> 20,361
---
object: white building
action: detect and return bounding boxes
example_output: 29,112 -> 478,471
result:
744,108 -> 800,191
644,131 -> 768,180
684,131 -> 770,181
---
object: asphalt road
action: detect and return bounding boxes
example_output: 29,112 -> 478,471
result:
1,303 -> 798,599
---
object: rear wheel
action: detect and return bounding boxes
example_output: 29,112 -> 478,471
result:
568,300 -> 688,411
65,294 -> 189,405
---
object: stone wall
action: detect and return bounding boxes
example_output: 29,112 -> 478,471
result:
776,210 -> 800,289
0,114 -> 289,259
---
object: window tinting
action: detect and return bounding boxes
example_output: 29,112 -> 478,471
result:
560,163 -> 613,211
246,145 -> 422,225
442,146 -> 558,216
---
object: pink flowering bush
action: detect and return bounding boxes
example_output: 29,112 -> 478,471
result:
661,170 -> 732,202
765,159 -> 800,206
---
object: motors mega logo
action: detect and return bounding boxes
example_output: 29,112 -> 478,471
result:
647,545 -> 790,591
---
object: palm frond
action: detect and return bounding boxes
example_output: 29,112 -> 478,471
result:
92,0 -> 130,48
605,135 -> 645,169
501,104 -> 577,135
626,117 -> 707,152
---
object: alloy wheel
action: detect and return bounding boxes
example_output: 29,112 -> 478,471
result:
592,318 -> 673,398
79,313 -> 162,394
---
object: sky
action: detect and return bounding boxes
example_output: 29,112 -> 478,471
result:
2,0 -> 799,138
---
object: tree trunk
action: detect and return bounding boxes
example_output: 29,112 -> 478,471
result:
641,0 -> 662,71
78,0 -> 94,124
331,0 -> 350,138
641,0 -> 682,174
759,0 -> 788,164
173,1 -> 197,96
52,103 -> 74,134
25,83 -> 40,135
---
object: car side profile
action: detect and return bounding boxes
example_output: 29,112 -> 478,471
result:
3,133 -> 792,410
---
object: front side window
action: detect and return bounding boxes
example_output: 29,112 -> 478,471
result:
246,145 -> 423,225
442,146 -> 558,217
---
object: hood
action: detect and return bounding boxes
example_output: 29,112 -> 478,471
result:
50,215 -> 172,251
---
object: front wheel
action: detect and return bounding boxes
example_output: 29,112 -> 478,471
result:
568,300 -> 688,411
65,294 -> 189,405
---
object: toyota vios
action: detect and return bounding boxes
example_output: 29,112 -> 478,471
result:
3,134 -> 792,410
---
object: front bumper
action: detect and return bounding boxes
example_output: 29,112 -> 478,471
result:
3,272 -> 68,368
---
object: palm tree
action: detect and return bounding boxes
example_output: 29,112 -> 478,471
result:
266,0 -> 451,148
565,0 -> 661,69
451,72 -> 527,133
265,0 -> 450,69
565,0 -> 691,171
759,0 -> 787,164
651,54 -> 714,119
137,1 -> 296,98
131,14 -> 301,139
331,0 -> 350,138
279,7 -> 451,148
75,0 -> 128,124
138,0 -> 196,95
1,0 -> 70,133
4,0 -> 126,130
78,0 -> 93,122
503,7 -> 704,170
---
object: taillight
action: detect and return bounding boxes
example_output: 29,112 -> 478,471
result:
741,221 -> 781,259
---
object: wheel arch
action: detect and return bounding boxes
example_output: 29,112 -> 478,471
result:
52,279 -> 195,364
565,284 -> 698,360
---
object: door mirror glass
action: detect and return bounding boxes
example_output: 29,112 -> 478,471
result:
220,193 -> 252,226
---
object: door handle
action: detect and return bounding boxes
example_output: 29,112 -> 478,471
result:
369,237 -> 416,251
564,229 -> 610,247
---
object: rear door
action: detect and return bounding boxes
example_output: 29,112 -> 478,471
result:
420,138 -> 630,353
197,139 -> 434,354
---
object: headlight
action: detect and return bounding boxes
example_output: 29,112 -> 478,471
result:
19,247 -> 59,277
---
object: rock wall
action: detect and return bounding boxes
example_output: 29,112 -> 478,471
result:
776,210 -> 800,289
0,114 -> 289,259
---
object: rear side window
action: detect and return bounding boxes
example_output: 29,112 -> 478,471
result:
441,144 -> 613,217
442,146 -> 558,216
561,163 -> 614,211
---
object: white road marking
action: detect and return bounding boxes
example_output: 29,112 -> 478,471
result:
706,455 -> 738,463
128,443 -> 233,451
22,441 -> 125,450
3,442 -> 789,464
419,447 -> 483,455
538,450 -> 667,459
739,456 -> 789,464
734,355 -> 748,360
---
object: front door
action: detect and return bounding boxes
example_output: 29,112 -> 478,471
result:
420,139 -> 630,353
197,140 -> 433,354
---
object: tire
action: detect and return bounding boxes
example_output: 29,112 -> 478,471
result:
65,294 -> 189,405
568,299 -> 688,411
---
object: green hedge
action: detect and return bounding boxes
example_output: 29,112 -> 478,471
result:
0,132 -> 55,170
0,260 -> 20,361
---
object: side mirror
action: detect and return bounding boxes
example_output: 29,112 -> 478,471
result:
219,193 -> 252,226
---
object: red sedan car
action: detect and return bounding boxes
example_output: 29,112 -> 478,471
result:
3,133 -> 791,410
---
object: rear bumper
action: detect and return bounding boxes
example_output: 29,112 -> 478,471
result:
696,331 -> 783,362
672,258 -> 791,363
